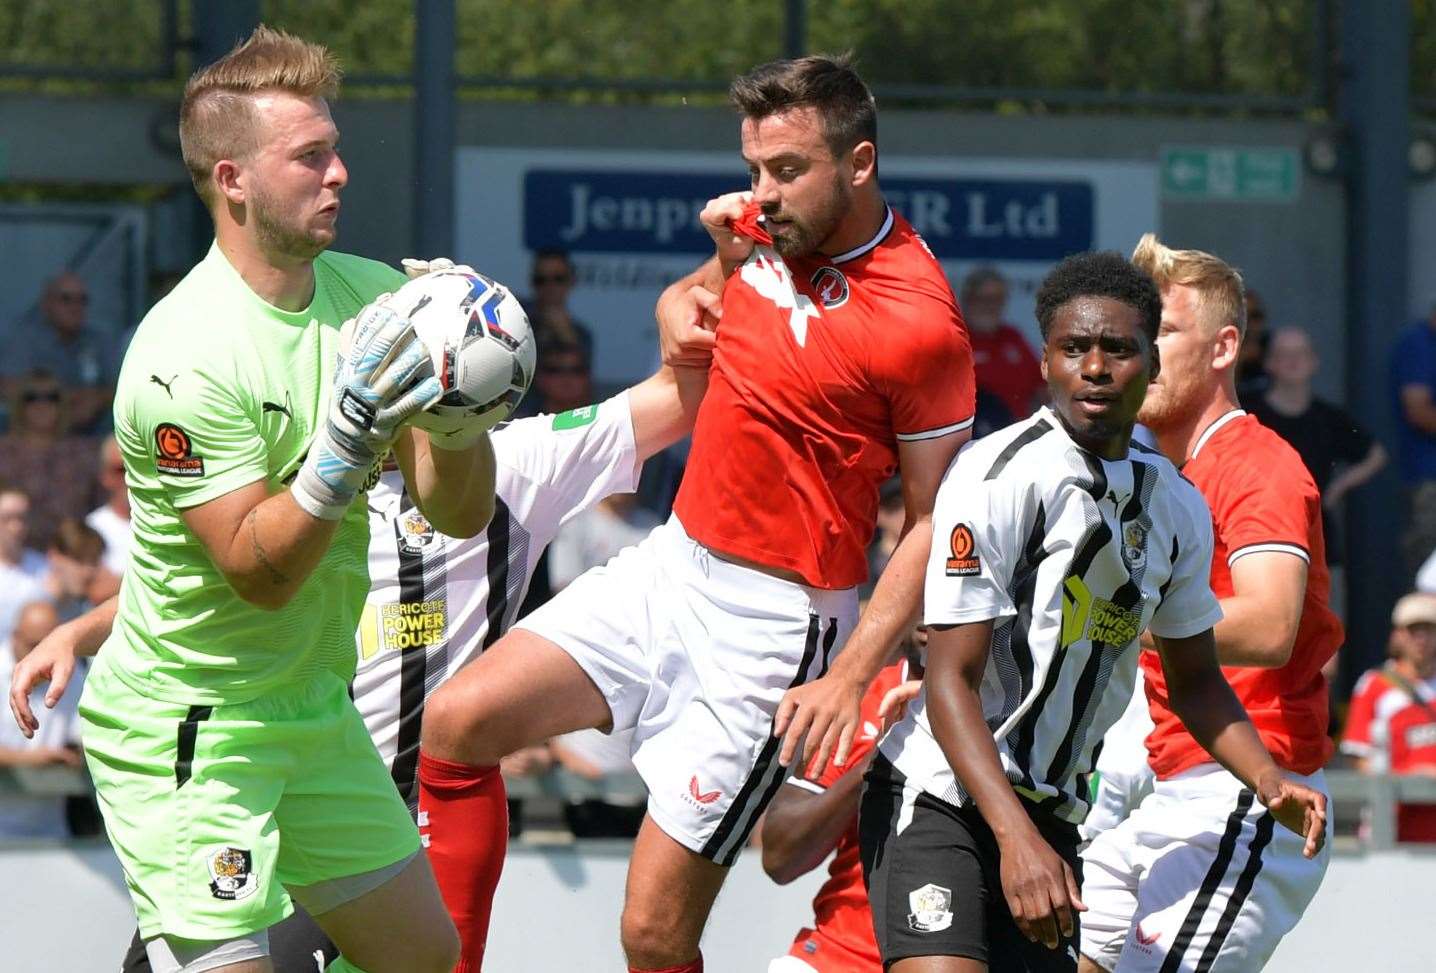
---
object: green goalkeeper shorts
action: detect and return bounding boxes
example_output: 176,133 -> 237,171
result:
79,656 -> 420,941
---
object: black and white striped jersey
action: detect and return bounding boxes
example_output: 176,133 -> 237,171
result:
880,407 -> 1222,825
352,393 -> 641,807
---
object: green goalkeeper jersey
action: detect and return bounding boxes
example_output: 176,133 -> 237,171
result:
104,242 -> 405,705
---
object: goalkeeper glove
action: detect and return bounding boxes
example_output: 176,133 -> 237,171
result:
292,301 -> 443,520
400,256 -> 477,279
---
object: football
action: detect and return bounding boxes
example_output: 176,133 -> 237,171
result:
389,268 -> 536,438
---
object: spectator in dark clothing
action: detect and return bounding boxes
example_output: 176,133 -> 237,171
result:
523,249 -> 594,363
1250,327 -> 1386,564
1392,308 -> 1436,576
3,272 -> 118,434
0,371 -> 99,549
958,267 -> 1044,419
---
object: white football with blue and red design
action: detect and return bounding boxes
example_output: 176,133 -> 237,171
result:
389,268 -> 536,437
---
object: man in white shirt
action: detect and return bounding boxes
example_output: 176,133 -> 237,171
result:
0,599 -> 83,839
85,436 -> 132,579
0,486 -> 49,641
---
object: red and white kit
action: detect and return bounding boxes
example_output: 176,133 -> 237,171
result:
520,206 -> 975,864
1081,411 -> 1342,972
772,665 -> 905,973
1341,665 -> 1436,842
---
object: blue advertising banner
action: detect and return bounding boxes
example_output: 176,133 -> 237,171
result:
523,170 -> 1093,261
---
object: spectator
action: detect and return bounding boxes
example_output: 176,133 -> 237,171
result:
1341,593 -> 1436,842
1236,287 -> 1272,402
1392,306 -> 1436,576
958,267 -> 1043,419
1419,546 -> 1436,595
0,599 -> 83,840
42,519 -> 106,623
3,272 -> 117,433
84,436 -> 131,581
1249,327 -> 1387,567
514,339 -> 593,422
549,493 -> 660,592
524,248 -> 594,363
0,485 -> 48,641
0,371 -> 99,549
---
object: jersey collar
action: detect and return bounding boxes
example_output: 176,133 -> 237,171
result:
829,206 -> 894,265
1190,409 -> 1246,459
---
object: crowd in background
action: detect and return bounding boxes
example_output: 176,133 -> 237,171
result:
2,252 -> 1435,843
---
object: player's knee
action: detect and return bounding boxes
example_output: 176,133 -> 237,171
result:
620,900 -> 694,968
421,681 -> 510,765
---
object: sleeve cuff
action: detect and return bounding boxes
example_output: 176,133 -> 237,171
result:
1148,603 -> 1225,640
785,776 -> 827,795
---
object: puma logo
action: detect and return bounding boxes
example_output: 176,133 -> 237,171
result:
150,373 -> 178,398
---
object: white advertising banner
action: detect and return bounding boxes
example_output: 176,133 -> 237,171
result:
455,148 -> 1158,383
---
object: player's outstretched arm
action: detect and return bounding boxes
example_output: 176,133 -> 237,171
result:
926,619 -> 1085,951
394,424 -> 497,539
776,431 -> 968,777
9,595 -> 117,738
1211,551 -> 1308,668
1155,629 -> 1327,857
760,753 -> 873,885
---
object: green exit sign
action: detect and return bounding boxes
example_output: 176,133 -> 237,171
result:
1161,147 -> 1300,202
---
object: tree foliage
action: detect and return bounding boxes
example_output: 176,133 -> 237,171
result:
0,0 -> 1373,109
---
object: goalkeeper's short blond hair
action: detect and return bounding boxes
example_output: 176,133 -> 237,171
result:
179,25 -> 341,207
1130,233 -> 1247,339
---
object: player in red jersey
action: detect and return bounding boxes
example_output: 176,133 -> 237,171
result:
416,56 -> 975,973
1079,236 -> 1339,972
762,658 -> 915,973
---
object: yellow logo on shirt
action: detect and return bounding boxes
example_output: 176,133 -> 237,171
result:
358,599 -> 448,659
1061,576 -> 1140,648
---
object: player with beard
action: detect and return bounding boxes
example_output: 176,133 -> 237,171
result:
66,27 -> 504,973
1077,236 -> 1342,972
416,55 -> 976,973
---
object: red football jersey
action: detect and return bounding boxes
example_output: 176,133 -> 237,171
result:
786,664 -> 905,972
1141,411 -> 1343,778
1341,667 -> 1436,842
673,206 -> 975,589
969,323 -> 1044,419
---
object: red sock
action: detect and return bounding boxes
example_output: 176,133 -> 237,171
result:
628,956 -> 703,973
417,750 -> 509,973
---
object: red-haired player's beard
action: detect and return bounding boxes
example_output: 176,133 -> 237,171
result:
1136,364 -> 1207,433
765,174 -> 851,260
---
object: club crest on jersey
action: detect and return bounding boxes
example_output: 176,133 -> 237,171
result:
907,883 -> 953,932
206,846 -> 257,901
810,266 -> 849,309
399,508 -> 436,553
945,524 -> 981,576
1122,521 -> 1149,570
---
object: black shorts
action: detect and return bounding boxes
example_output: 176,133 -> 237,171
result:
121,906 -> 338,972
860,754 -> 1083,972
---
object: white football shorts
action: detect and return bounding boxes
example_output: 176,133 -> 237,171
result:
1079,764 -> 1330,972
517,515 -> 858,866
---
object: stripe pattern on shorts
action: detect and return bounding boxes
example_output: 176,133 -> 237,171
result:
700,614 -> 839,866
1157,789 -> 1275,973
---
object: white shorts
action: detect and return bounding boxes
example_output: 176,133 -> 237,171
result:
1078,763 -> 1156,844
518,515 -> 858,866
1079,765 -> 1331,972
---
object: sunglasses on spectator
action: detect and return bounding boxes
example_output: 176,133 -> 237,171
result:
54,291 -> 89,306
540,364 -> 587,376
21,390 -> 62,404
532,274 -> 571,286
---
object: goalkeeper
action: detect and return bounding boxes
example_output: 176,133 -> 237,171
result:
71,27 -> 489,973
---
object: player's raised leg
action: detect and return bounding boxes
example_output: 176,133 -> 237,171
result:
419,629 -> 615,971
620,817 -> 729,971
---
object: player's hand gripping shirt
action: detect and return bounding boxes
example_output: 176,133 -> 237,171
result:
354,394 -> 641,806
673,205 -> 975,590
1140,411 -> 1344,779
105,245 -> 403,704
784,663 -> 906,972
881,409 -> 1222,824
